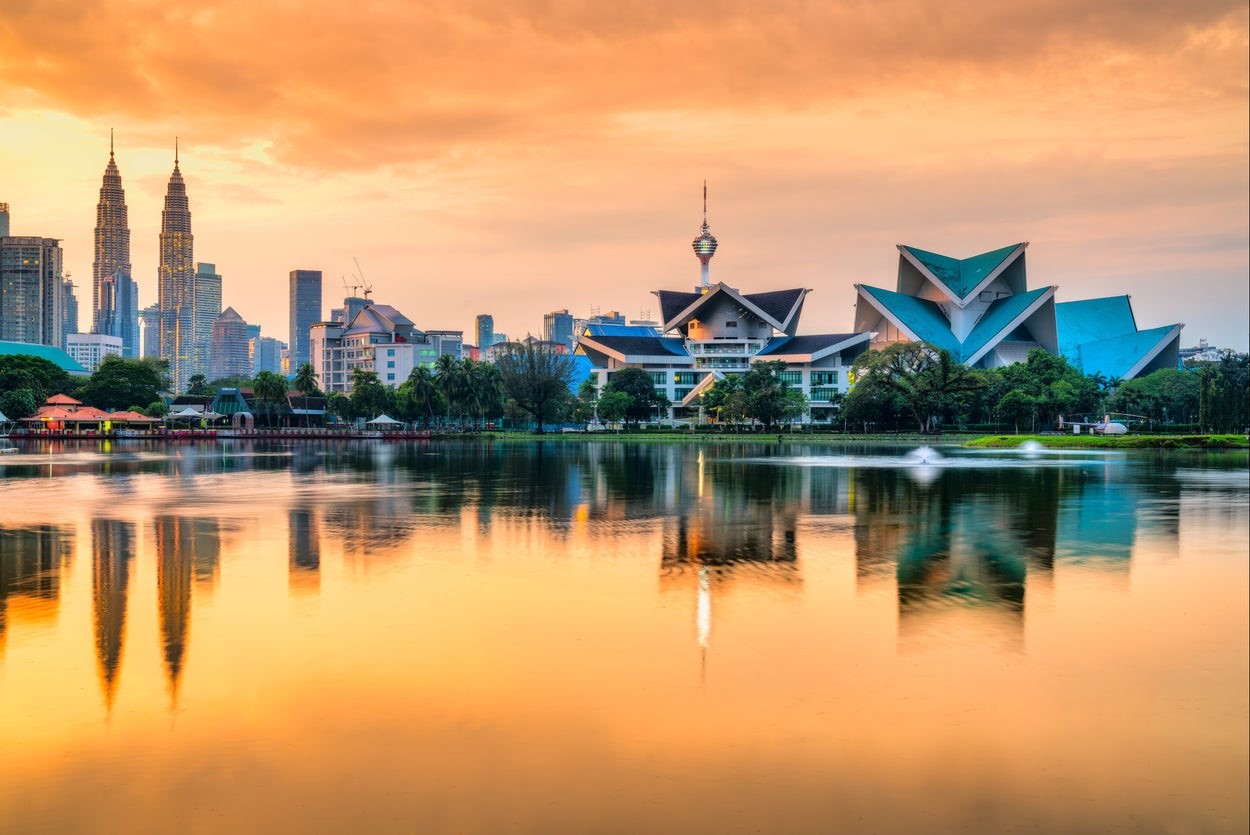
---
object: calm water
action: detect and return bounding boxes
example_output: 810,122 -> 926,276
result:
0,440 -> 1246,834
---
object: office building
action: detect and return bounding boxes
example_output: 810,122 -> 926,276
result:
543,309 -> 574,351
311,304 -> 460,393
251,335 -> 284,375
289,269 -> 322,372
0,235 -> 64,347
193,262 -> 222,381
139,303 -> 161,359
66,333 -> 123,372
0,202 -> 9,237
157,144 -> 196,391
475,314 -> 494,351
209,306 -> 250,380
92,132 -> 137,356
61,278 -> 78,347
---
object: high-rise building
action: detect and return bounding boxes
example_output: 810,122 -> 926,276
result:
92,132 -> 136,353
158,143 -> 196,391
193,262 -> 222,381
61,277 -> 78,346
0,202 -> 9,237
475,314 -> 494,351
96,269 -> 140,358
251,335 -> 284,375
66,333 -> 123,372
289,269 -> 322,373
209,306 -> 250,380
543,309 -> 574,350
0,236 -> 64,347
139,303 -> 161,359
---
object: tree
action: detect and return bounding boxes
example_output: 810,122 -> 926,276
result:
494,341 -> 576,433
702,376 -> 747,427
0,388 -> 39,420
996,389 -> 1035,434
145,400 -> 170,418
0,354 -> 73,404
1106,368 -> 1200,425
293,363 -> 322,396
596,389 -> 631,429
253,371 -> 288,405
348,368 -> 390,420
572,379 -> 598,427
738,361 -> 807,430
854,343 -> 983,433
327,392 -> 352,422
186,374 -> 210,396
76,357 -> 167,412
398,366 -> 440,426
605,366 -> 664,427
435,354 -> 467,424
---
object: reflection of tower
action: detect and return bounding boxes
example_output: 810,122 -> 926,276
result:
91,519 -> 134,709
154,517 -> 206,700
288,508 -> 321,592
691,181 -> 718,292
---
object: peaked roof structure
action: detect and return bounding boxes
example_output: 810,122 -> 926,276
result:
1056,296 -> 1182,380
855,242 -> 1183,379
899,243 -> 1026,303
655,282 -> 809,335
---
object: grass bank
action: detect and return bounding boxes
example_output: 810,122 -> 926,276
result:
965,434 -> 1248,450
440,431 -> 954,445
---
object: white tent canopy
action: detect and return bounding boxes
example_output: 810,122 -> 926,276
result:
170,406 -> 203,418
366,414 -> 402,425
0,410 -> 9,423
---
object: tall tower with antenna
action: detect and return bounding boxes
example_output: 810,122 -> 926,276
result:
691,181 -> 718,293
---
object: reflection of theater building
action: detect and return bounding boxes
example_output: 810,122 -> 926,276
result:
0,524 -> 73,659
289,508 -> 321,592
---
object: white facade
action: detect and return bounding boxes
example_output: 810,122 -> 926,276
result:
310,305 -> 460,393
66,332 -> 123,372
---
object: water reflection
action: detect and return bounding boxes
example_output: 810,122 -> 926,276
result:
0,523 -> 72,658
153,517 -> 219,701
92,520 -> 134,709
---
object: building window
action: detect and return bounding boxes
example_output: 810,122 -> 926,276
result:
387,349 -> 395,356
387,361 -> 395,368
648,371 -> 666,387
674,371 -> 698,385
725,320 -> 737,328
777,370 -> 801,385
387,373 -> 395,381
811,370 -> 839,386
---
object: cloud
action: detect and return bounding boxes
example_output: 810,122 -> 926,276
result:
1,0 -> 1245,171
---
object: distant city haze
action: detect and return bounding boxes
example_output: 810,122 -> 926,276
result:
0,1 -> 1246,349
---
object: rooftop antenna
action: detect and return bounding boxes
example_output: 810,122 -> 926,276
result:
175,136 -> 179,165
110,128 -> 114,157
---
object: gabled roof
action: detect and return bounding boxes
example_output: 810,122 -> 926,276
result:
742,289 -> 807,331
1055,296 -> 1137,359
581,335 -> 690,358
1069,324 -> 1182,381
46,393 -> 82,406
755,333 -> 869,361
857,284 -> 1054,364
856,285 -> 961,355
655,282 -> 803,333
655,290 -> 703,325
582,323 -> 659,338
344,304 -> 417,337
960,287 -> 1054,365
899,243 -> 1025,302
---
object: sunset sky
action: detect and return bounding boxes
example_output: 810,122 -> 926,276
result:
2,0 -> 1247,349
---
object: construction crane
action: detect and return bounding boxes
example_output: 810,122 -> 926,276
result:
352,257 -> 373,299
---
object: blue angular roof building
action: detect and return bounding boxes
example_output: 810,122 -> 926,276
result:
853,242 -> 1181,378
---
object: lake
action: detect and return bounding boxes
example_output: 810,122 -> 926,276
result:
1,440 -> 1246,833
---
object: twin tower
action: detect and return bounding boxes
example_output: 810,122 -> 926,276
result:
94,135 -> 205,391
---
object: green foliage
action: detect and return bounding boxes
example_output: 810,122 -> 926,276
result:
702,376 -> 747,426
605,367 -> 665,426
186,374 -> 210,396
738,361 -> 807,430
327,392 -> 352,421
293,363 -> 322,397
853,343 -> 983,432
995,388 -> 1036,434
1197,352 -> 1249,433
1105,368 -> 1200,424
0,355 -> 73,404
348,368 -> 392,420
76,357 -> 167,412
572,379 -> 598,426
0,388 -> 39,420
596,389 -> 631,428
145,400 -> 170,417
494,341 -> 576,433
252,371 -> 288,404
397,366 -> 441,425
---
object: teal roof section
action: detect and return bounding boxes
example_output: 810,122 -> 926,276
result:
858,286 -> 961,355
1070,324 -> 1178,381
0,340 -> 88,374
902,243 -> 1022,300
960,287 -> 1051,362
1055,296 -> 1136,360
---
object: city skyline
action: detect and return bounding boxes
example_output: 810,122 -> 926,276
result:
0,2 -> 1245,350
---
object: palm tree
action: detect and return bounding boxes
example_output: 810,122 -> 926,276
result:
403,366 -> 439,427
435,354 -> 467,427
293,363 -> 321,396
252,371 -> 289,427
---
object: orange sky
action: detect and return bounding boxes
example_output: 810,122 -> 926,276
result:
1,0 -> 1247,349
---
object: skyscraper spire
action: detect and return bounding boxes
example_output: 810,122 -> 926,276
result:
174,136 -> 179,166
691,181 -> 718,292
93,134 -> 136,354
159,147 -> 195,391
